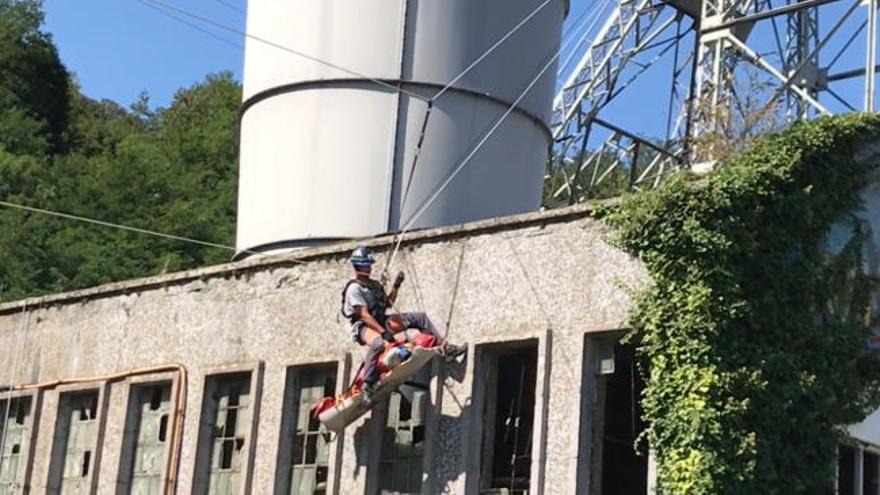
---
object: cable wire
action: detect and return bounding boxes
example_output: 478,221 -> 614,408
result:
142,0 -> 243,49
138,0 -> 427,101
556,0 -> 614,79
382,0 -> 612,271
383,42 -> 565,271
409,52 -> 565,233
0,200 -> 300,262
8,0 -> 590,275
214,0 -> 245,15
397,101 -> 434,232
431,0 -> 556,101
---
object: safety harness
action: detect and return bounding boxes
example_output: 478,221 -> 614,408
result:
340,278 -> 388,324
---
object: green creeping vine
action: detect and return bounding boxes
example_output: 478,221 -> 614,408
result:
606,114 -> 880,493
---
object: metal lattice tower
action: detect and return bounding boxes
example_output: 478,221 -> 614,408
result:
548,0 -> 879,205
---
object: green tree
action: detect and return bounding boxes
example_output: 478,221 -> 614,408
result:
0,0 -> 243,300
0,0 -> 70,154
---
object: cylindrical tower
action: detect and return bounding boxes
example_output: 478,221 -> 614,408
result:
235,0 -> 566,257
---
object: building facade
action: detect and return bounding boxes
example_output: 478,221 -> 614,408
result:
0,205 -> 651,494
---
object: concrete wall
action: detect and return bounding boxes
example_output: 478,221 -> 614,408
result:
0,205 -> 648,494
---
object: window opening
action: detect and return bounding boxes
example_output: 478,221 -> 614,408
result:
81,451 -> 91,477
150,387 -> 162,411
281,366 -> 336,495
220,440 -> 235,470
50,391 -> 100,494
479,343 -> 538,495
118,383 -> 172,495
838,445 -> 856,495
158,414 -> 168,443
599,343 -> 647,495
15,402 -> 27,425
837,445 -> 880,495
0,396 -> 33,493
865,451 -> 879,495
196,372 -> 252,495
378,379 -> 429,494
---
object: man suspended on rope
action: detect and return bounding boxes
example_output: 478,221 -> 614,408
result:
341,245 -> 467,403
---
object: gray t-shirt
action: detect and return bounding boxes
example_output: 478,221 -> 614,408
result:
343,281 -> 385,341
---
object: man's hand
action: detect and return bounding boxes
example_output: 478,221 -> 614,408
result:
387,271 -> 405,307
357,306 -> 394,342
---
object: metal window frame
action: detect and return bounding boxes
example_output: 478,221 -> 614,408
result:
376,372 -> 432,495
464,331 -> 552,495
577,329 -> 626,493
838,439 -> 880,495
275,358 -> 348,495
0,389 -> 41,494
193,362 -> 264,495
47,382 -> 110,495
115,372 -> 181,495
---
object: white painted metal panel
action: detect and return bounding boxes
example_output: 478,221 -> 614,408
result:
236,89 -> 398,249
236,0 -> 566,255
850,409 -> 880,446
405,0 -> 564,120
390,92 -> 549,230
242,0 -> 406,100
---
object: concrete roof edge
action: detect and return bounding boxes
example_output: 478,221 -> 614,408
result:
0,201 -> 610,315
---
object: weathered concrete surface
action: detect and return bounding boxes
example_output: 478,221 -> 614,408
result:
0,204 -> 648,494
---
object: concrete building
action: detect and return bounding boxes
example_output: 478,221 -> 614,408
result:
0,204 -> 653,494
3,178 -> 880,494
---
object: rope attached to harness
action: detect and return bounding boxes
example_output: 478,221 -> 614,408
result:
383,99 -> 434,282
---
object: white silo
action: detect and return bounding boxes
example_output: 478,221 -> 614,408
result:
235,0 -> 567,257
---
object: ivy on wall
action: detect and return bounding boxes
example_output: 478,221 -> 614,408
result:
606,114 -> 880,493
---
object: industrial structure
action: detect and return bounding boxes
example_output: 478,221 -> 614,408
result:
548,0 -> 880,202
1,0 -> 880,492
235,0 -> 565,256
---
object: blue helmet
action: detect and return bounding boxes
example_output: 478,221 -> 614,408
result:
350,246 -> 375,269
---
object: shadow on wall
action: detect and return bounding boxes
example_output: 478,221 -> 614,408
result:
428,356 -> 471,494
349,354 -> 472,493
352,419 -> 373,481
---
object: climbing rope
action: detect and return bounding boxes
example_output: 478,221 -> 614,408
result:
377,0 -> 614,279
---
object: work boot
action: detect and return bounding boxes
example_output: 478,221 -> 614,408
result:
443,342 -> 468,362
361,382 -> 377,406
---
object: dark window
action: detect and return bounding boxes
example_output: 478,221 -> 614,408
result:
479,342 -> 539,495
600,343 -> 647,495
865,451 -> 879,495
49,391 -> 100,493
839,445 -> 856,495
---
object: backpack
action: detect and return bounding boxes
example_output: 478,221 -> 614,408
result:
340,278 -> 388,323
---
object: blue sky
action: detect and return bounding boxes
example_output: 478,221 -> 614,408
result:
43,0 -> 247,109
42,0 -> 675,137
42,0 -> 873,141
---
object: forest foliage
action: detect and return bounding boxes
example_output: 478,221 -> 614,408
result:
0,0 -> 241,301
607,114 -> 880,493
